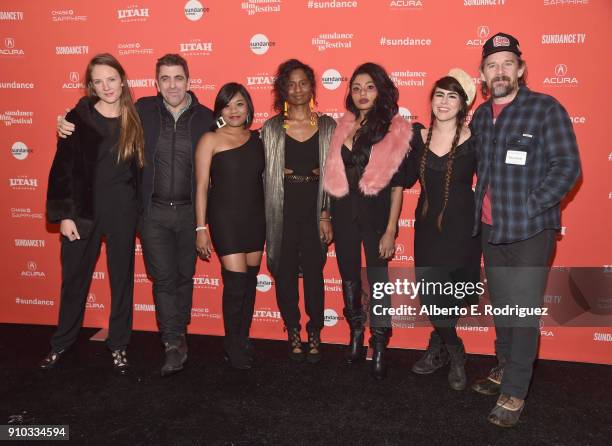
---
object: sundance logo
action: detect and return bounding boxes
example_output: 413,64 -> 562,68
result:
541,33 -> 586,45
15,239 -> 45,248
241,0 -> 281,15
51,10 -> 87,22
321,69 -> 347,91
464,0 -> 506,5
466,25 -> 490,47
324,308 -> 343,327
127,78 -> 156,88
15,297 -> 54,306
399,106 -> 417,121
398,218 -> 416,228
250,34 -> 275,55
307,0 -> 358,8
0,11 -> 24,21
185,0 -> 209,21
1,37 -> 24,56
21,261 -> 45,279
246,73 -> 275,90
63,71 -> 84,90
1,110 -> 33,127
543,63 -> 579,86
135,303 -> 155,312
117,6 -> 149,22
312,32 -> 353,52
380,35 -> 431,47
179,39 -> 213,56
11,141 -> 32,160
390,69 -> 427,87
0,81 -> 34,89
324,277 -> 342,293
9,176 -> 38,190
56,45 -> 89,55
257,274 -> 273,292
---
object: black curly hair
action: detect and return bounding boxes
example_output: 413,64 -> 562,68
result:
272,59 -> 316,113
345,62 -> 399,171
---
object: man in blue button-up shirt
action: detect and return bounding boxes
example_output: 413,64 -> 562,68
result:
470,32 -> 581,428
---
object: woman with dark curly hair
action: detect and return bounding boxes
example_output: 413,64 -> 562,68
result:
261,59 -> 336,363
405,69 -> 481,391
323,62 -> 412,379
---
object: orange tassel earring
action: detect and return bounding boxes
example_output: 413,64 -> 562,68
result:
283,101 -> 289,129
309,97 -> 317,127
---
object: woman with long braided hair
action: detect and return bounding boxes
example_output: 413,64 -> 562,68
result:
405,69 -> 482,390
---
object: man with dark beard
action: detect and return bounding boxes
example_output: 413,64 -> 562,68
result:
469,33 -> 581,427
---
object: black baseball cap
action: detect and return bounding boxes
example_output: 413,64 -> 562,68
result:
482,32 -> 522,59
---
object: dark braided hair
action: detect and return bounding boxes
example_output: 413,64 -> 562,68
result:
419,76 -> 469,230
346,63 -> 399,172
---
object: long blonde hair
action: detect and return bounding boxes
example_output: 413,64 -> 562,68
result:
85,53 -> 144,167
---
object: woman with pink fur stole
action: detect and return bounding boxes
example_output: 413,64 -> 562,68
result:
323,63 -> 412,380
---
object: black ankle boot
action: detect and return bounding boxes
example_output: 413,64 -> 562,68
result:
447,340 -> 467,391
371,342 -> 387,380
221,268 -> 251,370
342,280 -> 365,364
345,327 -> 365,364
411,331 -> 449,374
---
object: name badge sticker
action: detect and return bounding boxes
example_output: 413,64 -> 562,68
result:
505,150 -> 527,166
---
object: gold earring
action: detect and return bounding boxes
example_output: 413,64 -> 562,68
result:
309,97 -> 317,127
283,100 -> 289,129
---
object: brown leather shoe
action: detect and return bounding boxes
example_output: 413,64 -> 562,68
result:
487,394 -> 525,427
471,364 -> 503,395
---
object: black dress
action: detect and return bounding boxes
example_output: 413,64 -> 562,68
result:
405,123 -> 481,307
208,131 -> 265,256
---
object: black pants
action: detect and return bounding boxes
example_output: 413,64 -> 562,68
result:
51,212 -> 137,352
141,202 -> 196,345
333,216 -> 391,343
275,216 -> 325,333
482,224 -> 556,399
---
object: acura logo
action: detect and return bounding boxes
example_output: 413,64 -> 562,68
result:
5,37 -> 15,48
555,64 -> 568,76
478,26 -> 490,39
69,71 -> 80,82
27,261 -> 36,271
395,244 -> 405,255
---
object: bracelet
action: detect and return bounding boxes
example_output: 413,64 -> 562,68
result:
319,217 -> 331,222
195,226 -> 207,232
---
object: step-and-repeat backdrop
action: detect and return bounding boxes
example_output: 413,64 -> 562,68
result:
2,1 -> 610,364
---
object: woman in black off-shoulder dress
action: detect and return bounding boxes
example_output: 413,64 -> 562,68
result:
195,83 -> 265,370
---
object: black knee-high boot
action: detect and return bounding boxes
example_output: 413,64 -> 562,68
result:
221,268 -> 250,369
342,280 -> 365,363
241,265 -> 259,358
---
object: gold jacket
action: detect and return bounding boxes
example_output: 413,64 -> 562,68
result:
261,113 -> 336,277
